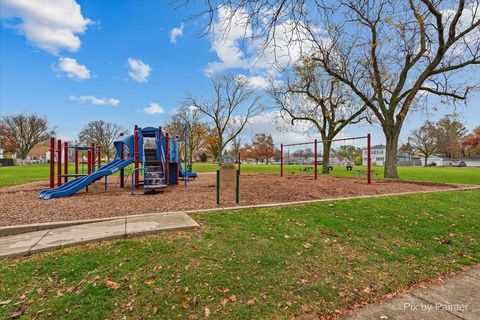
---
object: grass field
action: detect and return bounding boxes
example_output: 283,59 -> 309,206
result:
1,190 -> 479,319
1,162 -> 479,188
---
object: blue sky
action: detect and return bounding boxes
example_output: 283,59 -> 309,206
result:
0,0 -> 478,148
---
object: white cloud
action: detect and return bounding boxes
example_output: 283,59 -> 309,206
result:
237,74 -> 284,90
143,103 -> 165,115
169,23 -> 184,44
204,7 -> 252,75
204,6 -> 323,88
54,57 -> 91,80
0,0 -> 91,54
442,4 -> 480,56
69,95 -> 119,106
127,58 -> 151,83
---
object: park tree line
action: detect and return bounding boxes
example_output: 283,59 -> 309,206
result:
401,115 -> 480,166
195,0 -> 480,178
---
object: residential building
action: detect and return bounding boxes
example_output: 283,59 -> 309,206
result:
362,144 -> 386,166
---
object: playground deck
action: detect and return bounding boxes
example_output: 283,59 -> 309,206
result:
0,173 -> 460,227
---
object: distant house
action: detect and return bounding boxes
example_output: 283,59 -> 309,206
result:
25,144 -> 50,163
397,152 -> 422,166
362,144 -> 386,166
420,154 -> 452,166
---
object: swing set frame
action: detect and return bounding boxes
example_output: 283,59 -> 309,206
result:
280,134 -> 372,184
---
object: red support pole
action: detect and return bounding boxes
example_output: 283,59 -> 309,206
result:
49,137 -> 55,188
91,143 -> 95,172
87,150 -> 91,174
134,125 -> 139,189
120,144 -> 125,188
367,133 -> 372,184
97,146 -> 101,169
74,145 -> 79,175
280,143 -> 283,177
314,139 -> 317,180
64,141 -> 69,183
175,135 -> 179,185
57,139 -> 62,186
165,132 -> 170,186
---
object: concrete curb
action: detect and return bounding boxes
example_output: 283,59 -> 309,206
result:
1,213 -> 200,259
1,185 -> 479,237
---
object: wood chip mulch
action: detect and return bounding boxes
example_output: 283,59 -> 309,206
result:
0,173 -> 458,227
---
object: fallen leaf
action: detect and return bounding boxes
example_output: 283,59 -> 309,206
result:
181,301 -> 190,309
247,298 -> 256,305
152,307 -> 158,314
229,295 -> 237,302
220,298 -> 229,306
301,304 -> 312,313
10,307 -> 26,319
104,280 -> 120,290
303,242 -> 313,249
204,306 -> 210,317
0,300 -> 11,305
145,279 -> 155,286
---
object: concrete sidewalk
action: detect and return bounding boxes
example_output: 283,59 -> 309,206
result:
0,213 -> 199,259
343,268 -> 480,320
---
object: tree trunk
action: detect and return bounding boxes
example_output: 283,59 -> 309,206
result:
384,128 -> 401,179
424,154 -> 428,167
321,141 -> 332,174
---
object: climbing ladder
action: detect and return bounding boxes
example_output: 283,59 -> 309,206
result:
143,148 -> 167,190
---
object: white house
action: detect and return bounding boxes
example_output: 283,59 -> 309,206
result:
0,148 -> 3,159
362,144 -> 386,166
419,154 -> 452,166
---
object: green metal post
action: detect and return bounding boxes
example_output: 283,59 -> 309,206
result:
236,169 -> 240,204
216,169 -> 220,204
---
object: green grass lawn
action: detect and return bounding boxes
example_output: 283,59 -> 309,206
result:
1,190 -> 479,319
1,162 -> 479,188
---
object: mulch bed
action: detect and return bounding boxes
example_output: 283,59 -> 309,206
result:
0,173 -> 459,227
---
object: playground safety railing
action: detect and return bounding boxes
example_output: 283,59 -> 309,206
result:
131,167 -> 149,195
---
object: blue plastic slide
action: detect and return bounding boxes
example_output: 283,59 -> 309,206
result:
179,163 -> 198,179
39,159 -> 133,200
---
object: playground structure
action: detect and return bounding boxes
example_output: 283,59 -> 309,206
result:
280,134 -> 372,184
40,125 -> 198,200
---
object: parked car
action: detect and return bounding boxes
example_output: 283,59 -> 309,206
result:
426,161 -> 437,166
452,161 -> 467,167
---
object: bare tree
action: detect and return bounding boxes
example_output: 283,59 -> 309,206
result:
198,0 -> 480,178
0,113 -> 53,159
184,73 -> 263,163
78,121 -> 127,161
410,121 -> 438,166
165,105 -> 210,164
271,57 -> 367,173
229,135 -> 243,157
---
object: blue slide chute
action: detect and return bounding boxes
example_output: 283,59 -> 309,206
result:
39,159 -> 133,200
